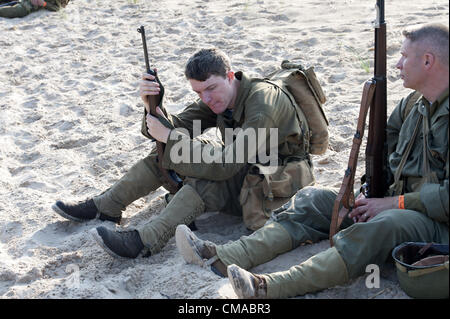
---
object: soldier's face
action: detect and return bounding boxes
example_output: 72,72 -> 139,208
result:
189,72 -> 236,114
396,39 -> 427,90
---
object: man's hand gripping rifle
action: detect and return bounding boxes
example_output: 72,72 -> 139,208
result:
137,26 -> 182,194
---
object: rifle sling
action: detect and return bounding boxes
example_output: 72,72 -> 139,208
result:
391,115 -> 422,195
329,80 -> 376,245
391,103 -> 439,196
422,111 -> 439,184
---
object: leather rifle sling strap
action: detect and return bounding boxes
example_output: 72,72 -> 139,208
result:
329,80 -> 376,245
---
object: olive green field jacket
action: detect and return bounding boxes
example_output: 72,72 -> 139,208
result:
141,71 -> 313,182
387,89 -> 449,223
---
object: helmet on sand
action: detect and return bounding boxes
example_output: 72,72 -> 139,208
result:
392,242 -> 448,299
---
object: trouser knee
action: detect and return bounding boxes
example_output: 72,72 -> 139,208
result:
93,154 -> 163,217
137,184 -> 205,255
216,221 -> 292,269
333,209 -> 445,279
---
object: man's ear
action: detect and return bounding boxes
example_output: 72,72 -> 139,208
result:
423,52 -> 435,69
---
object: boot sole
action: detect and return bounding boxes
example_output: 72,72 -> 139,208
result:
52,203 -> 120,224
89,228 -> 125,259
175,225 -> 205,267
227,264 -> 252,299
52,203 -> 85,222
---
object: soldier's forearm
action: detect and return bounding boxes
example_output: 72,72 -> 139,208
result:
162,130 -> 247,181
418,180 -> 449,223
403,192 -> 426,213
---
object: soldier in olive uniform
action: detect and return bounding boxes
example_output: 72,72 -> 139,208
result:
176,23 -> 449,298
0,0 -> 69,18
53,48 -> 315,259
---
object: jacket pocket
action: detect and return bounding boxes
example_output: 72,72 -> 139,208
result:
239,160 -> 314,230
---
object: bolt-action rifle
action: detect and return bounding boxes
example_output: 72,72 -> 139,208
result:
329,0 -> 388,244
137,26 -> 182,194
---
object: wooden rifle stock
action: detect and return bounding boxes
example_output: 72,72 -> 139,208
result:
329,0 -> 387,244
137,26 -> 181,194
329,81 -> 375,245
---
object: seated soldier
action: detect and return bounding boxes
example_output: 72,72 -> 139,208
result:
176,23 -> 449,298
0,0 -> 69,18
52,48 -> 315,260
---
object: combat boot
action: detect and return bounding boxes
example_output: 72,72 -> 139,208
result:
227,265 -> 268,298
175,224 -> 227,277
228,247 -> 349,298
52,199 -> 121,224
90,226 -> 145,259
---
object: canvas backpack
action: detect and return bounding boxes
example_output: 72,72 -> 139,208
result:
239,61 -> 328,230
264,60 -> 329,155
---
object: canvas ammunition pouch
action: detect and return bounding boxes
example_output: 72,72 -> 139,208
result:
392,242 -> 449,299
265,60 -> 329,155
240,159 -> 314,230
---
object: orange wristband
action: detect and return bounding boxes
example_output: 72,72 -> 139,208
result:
398,195 -> 405,209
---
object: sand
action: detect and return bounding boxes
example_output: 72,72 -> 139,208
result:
0,0 -> 448,299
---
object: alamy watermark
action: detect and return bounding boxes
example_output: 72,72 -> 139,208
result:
365,264 -> 380,289
65,263 -> 80,289
168,120 -> 280,174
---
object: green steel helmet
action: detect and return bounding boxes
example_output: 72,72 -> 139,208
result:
392,242 -> 449,299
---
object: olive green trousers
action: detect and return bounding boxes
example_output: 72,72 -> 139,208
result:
217,186 -> 449,297
93,152 -> 248,255
0,0 -> 39,18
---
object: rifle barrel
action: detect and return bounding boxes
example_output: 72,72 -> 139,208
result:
137,26 -> 152,74
366,0 -> 387,198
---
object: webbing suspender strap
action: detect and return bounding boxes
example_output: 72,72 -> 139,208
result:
329,80 -> 376,245
392,100 -> 440,196
422,111 -> 439,184
391,115 -> 422,195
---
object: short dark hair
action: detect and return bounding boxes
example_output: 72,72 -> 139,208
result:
402,23 -> 449,66
184,48 -> 231,81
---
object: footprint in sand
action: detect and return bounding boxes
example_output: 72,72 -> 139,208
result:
223,16 -> 237,26
245,50 -> 265,59
0,267 -> 17,284
0,221 -> 23,244
19,151 -> 41,164
295,38 -> 319,49
16,267 -> 43,284
269,14 -> 289,22
19,180 -> 58,193
23,113 -> 43,124
327,73 -> 346,83
51,136 -> 103,150
22,98 -> 39,110
44,120 -> 79,132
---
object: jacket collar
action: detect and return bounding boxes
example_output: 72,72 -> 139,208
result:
229,71 -> 252,123
431,88 -> 449,119
419,87 -> 449,118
